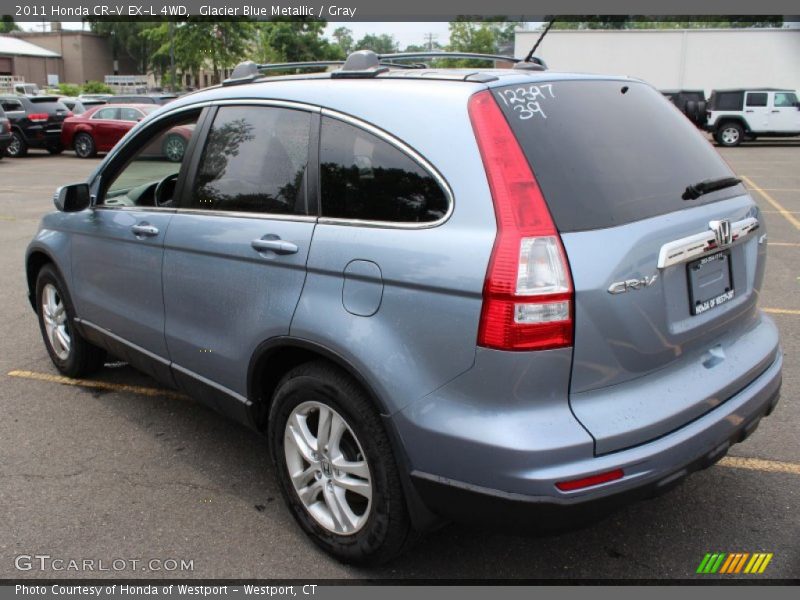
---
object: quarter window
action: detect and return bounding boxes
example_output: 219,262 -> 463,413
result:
774,92 -> 798,108
319,117 -> 448,223
188,106 -> 311,215
1,99 -> 23,111
745,93 -> 768,107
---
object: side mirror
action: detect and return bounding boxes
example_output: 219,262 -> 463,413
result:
54,183 -> 91,212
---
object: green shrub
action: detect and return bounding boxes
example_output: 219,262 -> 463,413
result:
57,83 -> 82,97
81,81 -> 113,94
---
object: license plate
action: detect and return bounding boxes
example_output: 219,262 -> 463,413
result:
687,250 -> 734,316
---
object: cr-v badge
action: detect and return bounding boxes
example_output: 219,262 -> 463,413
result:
608,275 -> 658,294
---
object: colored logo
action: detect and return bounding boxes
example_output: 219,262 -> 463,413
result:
696,552 -> 773,574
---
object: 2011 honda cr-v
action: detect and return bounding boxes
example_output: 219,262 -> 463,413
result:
26,51 -> 782,564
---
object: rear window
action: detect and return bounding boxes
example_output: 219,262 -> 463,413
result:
27,98 -> 67,112
493,80 -> 742,232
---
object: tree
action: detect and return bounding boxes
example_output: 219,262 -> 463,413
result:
331,27 -> 354,55
404,42 -> 443,52
88,22 -> 154,75
446,20 -> 519,66
550,16 -> 783,29
143,20 -> 257,87
354,33 -> 398,54
1,15 -> 18,33
258,19 -> 343,63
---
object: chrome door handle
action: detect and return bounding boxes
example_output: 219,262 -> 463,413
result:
251,237 -> 299,255
131,224 -> 159,237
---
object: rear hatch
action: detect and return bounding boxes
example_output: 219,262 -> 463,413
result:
492,79 -> 771,454
28,96 -> 69,130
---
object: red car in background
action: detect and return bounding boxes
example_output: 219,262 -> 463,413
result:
61,104 -> 192,162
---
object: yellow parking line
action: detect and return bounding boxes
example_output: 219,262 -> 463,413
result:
718,456 -> 800,476
7,369 -> 187,401
6,371 -> 800,479
762,308 -> 800,316
742,175 -> 800,230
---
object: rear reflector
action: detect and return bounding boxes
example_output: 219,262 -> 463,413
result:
556,469 -> 624,492
469,90 -> 574,351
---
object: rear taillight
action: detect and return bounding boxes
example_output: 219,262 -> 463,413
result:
469,90 -> 573,351
28,113 -> 49,122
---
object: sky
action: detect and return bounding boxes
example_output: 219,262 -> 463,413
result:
17,21 -> 540,50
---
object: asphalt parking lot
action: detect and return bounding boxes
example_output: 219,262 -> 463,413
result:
1,144 -> 798,580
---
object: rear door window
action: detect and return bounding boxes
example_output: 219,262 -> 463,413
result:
187,105 -> 311,215
493,80 -> 742,232
319,116 -> 449,223
93,107 -> 120,120
745,93 -> 768,107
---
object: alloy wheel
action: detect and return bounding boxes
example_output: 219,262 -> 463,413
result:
41,283 -> 71,360
284,401 -> 372,535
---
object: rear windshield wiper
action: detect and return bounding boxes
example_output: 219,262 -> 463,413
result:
682,176 -> 742,200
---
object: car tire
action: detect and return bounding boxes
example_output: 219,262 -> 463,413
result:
47,145 -> 64,155
162,134 -> 186,163
268,360 -> 415,565
6,131 -> 28,157
73,133 -> 97,158
35,264 -> 106,378
715,122 -> 744,147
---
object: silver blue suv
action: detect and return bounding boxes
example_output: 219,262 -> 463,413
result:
26,51 -> 783,564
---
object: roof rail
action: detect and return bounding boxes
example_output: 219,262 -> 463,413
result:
223,50 -> 547,86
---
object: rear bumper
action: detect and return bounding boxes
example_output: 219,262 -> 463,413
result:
395,335 -> 782,525
21,125 -> 63,148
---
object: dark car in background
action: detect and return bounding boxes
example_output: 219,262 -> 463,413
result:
106,94 -> 178,105
661,89 -> 707,128
0,95 -> 70,157
0,106 -> 11,159
58,97 -> 107,115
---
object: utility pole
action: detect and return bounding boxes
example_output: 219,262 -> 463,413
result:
424,32 -> 438,51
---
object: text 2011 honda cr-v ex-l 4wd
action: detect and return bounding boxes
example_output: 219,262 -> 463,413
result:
26,51 -> 782,564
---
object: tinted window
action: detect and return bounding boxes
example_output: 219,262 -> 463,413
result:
94,107 -> 120,120
120,108 -> 144,121
746,93 -> 768,107
1,99 -> 23,111
189,106 -> 310,215
494,81 -> 742,232
712,92 -> 743,111
774,92 -> 798,107
319,117 -> 448,223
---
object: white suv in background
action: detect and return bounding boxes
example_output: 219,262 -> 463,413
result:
706,88 -> 800,146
